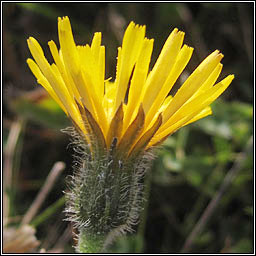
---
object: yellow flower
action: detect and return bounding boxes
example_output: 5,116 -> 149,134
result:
27,16 -> 234,158
26,17 -> 235,252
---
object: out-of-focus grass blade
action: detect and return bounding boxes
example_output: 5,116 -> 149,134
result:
17,3 -> 61,20
30,196 -> 65,228
9,90 -> 70,129
16,3 -> 89,36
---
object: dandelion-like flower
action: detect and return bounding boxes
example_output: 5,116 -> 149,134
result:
27,17 -> 234,252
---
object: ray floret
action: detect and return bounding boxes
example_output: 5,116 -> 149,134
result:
27,17 -> 234,156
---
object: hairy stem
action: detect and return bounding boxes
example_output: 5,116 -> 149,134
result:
77,229 -> 105,253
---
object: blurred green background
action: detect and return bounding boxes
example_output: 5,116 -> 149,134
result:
3,2 -> 253,253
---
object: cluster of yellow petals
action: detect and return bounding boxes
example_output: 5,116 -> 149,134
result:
27,17 -> 234,157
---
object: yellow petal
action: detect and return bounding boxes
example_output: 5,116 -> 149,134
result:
91,32 -> 102,61
58,16 -> 80,75
159,95 -> 173,113
77,46 -> 108,135
27,37 -> 80,122
142,28 -> 185,114
58,17 -> 108,137
123,38 -> 154,131
153,74 -> 234,143
58,17 -> 96,118
162,50 -> 223,123
182,106 -> 212,126
78,45 -> 104,100
114,22 -> 146,112
188,63 -> 223,102
48,40 -> 82,105
99,46 -> 105,96
103,81 -> 117,122
144,44 -> 194,128
26,58 -> 68,115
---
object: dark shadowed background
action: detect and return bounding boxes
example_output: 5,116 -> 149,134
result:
3,2 -> 254,253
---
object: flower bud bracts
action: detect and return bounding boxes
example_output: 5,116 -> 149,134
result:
63,109 -> 155,251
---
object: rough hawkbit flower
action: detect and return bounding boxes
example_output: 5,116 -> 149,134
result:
27,16 -> 234,252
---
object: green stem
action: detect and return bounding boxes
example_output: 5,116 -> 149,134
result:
78,229 -> 105,253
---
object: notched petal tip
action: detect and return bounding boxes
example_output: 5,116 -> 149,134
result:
128,21 -> 135,26
183,44 -> 194,51
27,37 -> 34,47
172,28 -> 179,33
229,74 -> 235,80
58,16 -> 71,32
58,16 -> 69,22
218,53 -> 224,60
212,50 -> 224,62
171,27 -> 185,36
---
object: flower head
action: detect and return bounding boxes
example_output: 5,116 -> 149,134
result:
27,16 -> 234,159
26,17 -> 234,252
